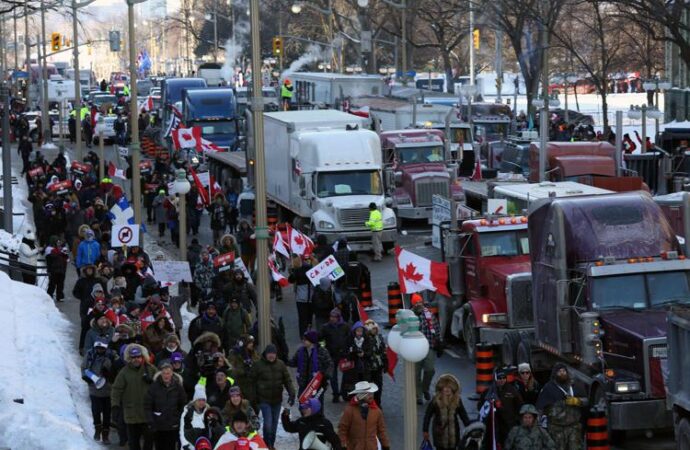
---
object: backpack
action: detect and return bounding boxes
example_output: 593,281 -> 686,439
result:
311,286 -> 334,313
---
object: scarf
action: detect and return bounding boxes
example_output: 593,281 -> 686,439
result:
436,402 -> 458,447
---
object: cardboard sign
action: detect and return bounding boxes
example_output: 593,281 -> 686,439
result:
233,257 -> 253,284
48,179 -> 73,195
151,260 -> 192,283
298,371 -> 324,403
70,161 -> 92,175
144,183 -> 160,194
28,167 -> 44,179
139,160 -> 152,174
306,255 -> 345,286
111,224 -> 140,247
118,146 -> 129,157
213,252 -> 235,272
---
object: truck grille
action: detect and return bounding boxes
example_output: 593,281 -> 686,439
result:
338,208 -> 371,228
415,179 -> 448,206
506,274 -> 533,328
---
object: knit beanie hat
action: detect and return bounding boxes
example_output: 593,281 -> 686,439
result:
193,385 -> 207,402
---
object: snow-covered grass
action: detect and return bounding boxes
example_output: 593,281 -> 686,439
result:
0,271 -> 93,449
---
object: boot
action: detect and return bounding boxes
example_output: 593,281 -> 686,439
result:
93,424 -> 102,441
101,427 -> 110,444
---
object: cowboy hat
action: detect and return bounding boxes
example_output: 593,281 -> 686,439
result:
348,381 -> 379,396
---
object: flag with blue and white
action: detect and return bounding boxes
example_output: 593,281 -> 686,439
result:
109,196 -> 146,232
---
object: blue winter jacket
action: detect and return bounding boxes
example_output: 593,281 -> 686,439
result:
76,239 -> 101,268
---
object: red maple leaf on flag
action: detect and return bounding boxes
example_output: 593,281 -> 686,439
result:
293,234 -> 304,246
402,263 -> 424,282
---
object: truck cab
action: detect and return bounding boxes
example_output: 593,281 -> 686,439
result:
183,88 -> 238,151
380,129 -> 463,223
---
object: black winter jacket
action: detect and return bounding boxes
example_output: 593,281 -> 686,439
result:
144,372 -> 187,431
281,412 -> 342,450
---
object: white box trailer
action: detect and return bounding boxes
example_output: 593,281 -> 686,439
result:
288,72 -> 385,108
492,181 -> 614,215
263,110 -> 396,250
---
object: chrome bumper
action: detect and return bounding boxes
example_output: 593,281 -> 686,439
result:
318,228 -> 396,250
396,205 -> 433,220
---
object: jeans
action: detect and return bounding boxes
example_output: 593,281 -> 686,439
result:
127,423 -> 153,450
90,395 -> 111,428
330,361 -> 341,397
259,402 -> 282,447
47,272 -> 66,300
296,301 -> 313,338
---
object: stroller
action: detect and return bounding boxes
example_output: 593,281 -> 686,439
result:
459,422 -> 485,450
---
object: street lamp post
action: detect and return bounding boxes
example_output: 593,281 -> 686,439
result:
249,0 -> 272,350
387,309 -> 430,450
643,79 -> 671,142
72,0 -> 98,161
127,0 -> 148,226
173,169 -> 191,261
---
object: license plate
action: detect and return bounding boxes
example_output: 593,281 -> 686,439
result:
652,346 -> 668,358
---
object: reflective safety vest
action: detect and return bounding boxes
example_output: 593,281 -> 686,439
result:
281,84 -> 293,99
197,375 -> 235,387
123,85 -> 131,96
365,209 -> 383,232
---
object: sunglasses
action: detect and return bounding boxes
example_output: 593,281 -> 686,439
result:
520,371 -> 531,374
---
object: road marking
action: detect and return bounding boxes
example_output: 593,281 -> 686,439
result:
444,348 -> 461,359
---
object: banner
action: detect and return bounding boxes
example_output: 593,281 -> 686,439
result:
213,252 -> 235,272
306,255 -> 345,286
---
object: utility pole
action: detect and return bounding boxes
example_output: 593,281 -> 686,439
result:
1,17 -> 11,233
13,10 -> 18,70
127,0 -> 145,225
401,1 -> 407,81
249,0 -> 271,351
469,3 -> 474,86
539,0 -> 549,182
72,0 -> 82,160
495,29 -> 503,103
24,2 -> 30,111
213,1 -> 218,63
40,0 -> 51,146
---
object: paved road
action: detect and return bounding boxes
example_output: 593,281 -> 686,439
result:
26,137 -> 676,449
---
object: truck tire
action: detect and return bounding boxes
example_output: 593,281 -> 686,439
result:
501,331 -> 520,366
463,311 -> 479,361
678,418 -> 690,450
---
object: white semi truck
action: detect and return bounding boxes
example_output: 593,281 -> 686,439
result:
263,110 -> 397,251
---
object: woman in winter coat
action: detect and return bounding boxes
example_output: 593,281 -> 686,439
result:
340,322 -> 368,397
338,383 -> 390,450
143,314 -> 174,355
363,319 -> 388,406
221,386 -> 260,431
282,398 -> 342,450
143,362 -> 187,449
422,374 -> 471,450
180,385 -> 210,449
514,362 -> 541,405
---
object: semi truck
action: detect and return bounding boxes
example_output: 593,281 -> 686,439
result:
666,304 -> 690,448
182,88 -> 238,151
288,72 -> 385,109
379,128 -> 463,225
522,191 -> 686,436
263,110 -> 396,250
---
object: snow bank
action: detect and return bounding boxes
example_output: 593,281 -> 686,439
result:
0,271 -> 93,449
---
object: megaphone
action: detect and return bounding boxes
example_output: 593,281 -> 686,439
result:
83,369 -> 106,389
302,431 -> 331,450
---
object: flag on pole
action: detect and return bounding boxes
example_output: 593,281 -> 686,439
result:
386,346 -> 398,381
273,231 -> 291,259
209,175 -> 222,197
287,224 -> 314,257
189,167 -> 209,206
164,105 -> 183,137
171,126 -> 202,151
471,159 -> 482,181
268,254 -> 289,287
107,161 -> 127,180
394,246 -> 450,296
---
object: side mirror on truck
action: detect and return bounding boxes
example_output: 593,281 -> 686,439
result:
299,175 -> 307,198
394,171 -> 403,187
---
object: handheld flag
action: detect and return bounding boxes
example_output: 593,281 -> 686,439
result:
395,246 -> 450,296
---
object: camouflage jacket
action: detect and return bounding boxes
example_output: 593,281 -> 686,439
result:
504,424 -> 556,450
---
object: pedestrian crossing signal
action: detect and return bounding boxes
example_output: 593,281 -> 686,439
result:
51,32 -> 61,51
473,29 -> 480,50
272,37 -> 283,56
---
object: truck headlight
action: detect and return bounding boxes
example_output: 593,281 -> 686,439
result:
318,220 -> 335,230
481,313 -> 507,324
614,381 -> 640,394
384,216 -> 396,227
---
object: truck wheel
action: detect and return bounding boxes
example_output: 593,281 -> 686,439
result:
501,332 -> 519,366
679,418 -> 690,450
463,311 -> 479,361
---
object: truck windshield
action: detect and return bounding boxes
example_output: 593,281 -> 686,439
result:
196,121 -> 236,136
591,271 -> 690,310
398,146 -> 445,164
449,128 -> 471,145
475,122 -> 509,139
315,170 -> 382,197
478,230 -> 529,257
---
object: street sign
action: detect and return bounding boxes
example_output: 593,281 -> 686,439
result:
432,194 -> 451,249
111,224 -> 140,248
118,146 -> 129,157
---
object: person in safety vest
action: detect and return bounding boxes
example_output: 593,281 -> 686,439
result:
364,202 -> 383,261
215,411 -> 269,450
281,79 -> 293,111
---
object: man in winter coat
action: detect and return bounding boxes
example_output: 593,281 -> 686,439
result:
228,335 -> 260,409
478,367 -> 524,449
223,268 -> 257,315
85,312 -> 116,353
282,398 -> 342,450
215,411 -> 269,450
111,344 -> 158,450
180,385 -> 210,449
338,382 -> 390,450
209,195 -> 229,244
144,362 -> 187,449
319,308 -> 350,403
289,330 -> 333,402
76,228 -> 101,273
311,277 -> 336,331
152,190 -> 168,238
251,344 -> 296,449
193,250 -> 215,303
536,363 -> 587,450
18,135 -> 32,174
82,340 -> 119,444
222,297 -> 252,351
45,236 -> 69,301
505,404 -> 556,450
188,302 -> 224,345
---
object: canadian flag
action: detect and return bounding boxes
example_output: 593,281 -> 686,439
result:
268,254 -> 289,287
140,96 -> 154,112
171,126 -> 202,151
209,175 -> 222,197
107,161 -> 127,180
395,246 -> 450,296
200,138 -> 222,154
287,224 -> 314,257
189,167 -> 209,206
273,230 -> 291,258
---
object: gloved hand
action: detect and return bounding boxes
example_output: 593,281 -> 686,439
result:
564,396 -> 582,407
288,396 -> 295,407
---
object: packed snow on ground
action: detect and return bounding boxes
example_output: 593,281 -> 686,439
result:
0,271 -> 93,449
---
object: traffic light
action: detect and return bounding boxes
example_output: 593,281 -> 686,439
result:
473,29 -> 480,50
109,30 -> 121,52
272,37 -> 283,57
51,32 -> 61,52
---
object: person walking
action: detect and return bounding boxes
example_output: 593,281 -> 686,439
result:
18,135 -> 32,175
504,404 -> 556,450
82,340 -> 118,444
422,374 -> 471,450
221,386 -> 260,432
45,236 -> 69,302
215,411 -> 269,450
153,190 -> 167,239
281,79 -> 293,111
288,254 -> 314,338
281,398 -> 342,450
364,202 -> 383,261
288,330 -> 333,403
222,297 -> 252,351
252,344 -> 296,449
111,344 -> 158,450
478,367 -> 524,449
180,385 -> 210,450
412,294 -> 442,404
363,319 -> 387,406
337,382 -> 390,450
318,308 -> 349,403
144,361 -> 187,450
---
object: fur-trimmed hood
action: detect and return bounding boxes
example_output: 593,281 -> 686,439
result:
433,373 -> 461,408
152,370 -> 184,385
123,343 -> 150,364
193,331 -> 222,349
115,323 -> 135,338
